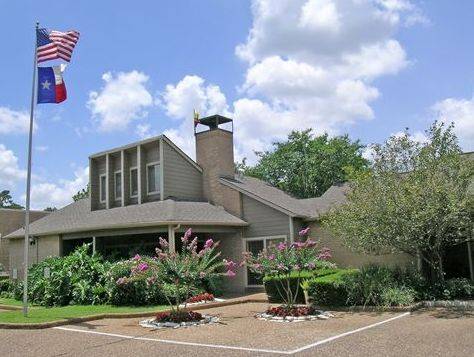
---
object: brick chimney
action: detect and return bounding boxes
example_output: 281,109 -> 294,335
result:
195,114 -> 237,208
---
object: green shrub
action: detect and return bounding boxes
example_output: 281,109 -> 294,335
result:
309,269 -> 358,306
264,267 -> 341,304
27,244 -> 110,306
343,264 -> 398,306
0,279 -> 15,298
381,287 -> 416,307
440,278 -> 473,300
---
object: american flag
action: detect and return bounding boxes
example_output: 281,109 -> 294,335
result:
36,28 -> 80,63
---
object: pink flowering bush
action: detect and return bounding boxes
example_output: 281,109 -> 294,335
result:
118,228 -> 237,318
244,228 -> 332,309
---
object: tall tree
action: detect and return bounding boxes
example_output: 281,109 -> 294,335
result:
72,184 -> 90,201
0,190 -> 23,209
241,130 -> 368,198
323,122 -> 474,282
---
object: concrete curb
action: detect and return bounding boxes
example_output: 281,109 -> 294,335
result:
0,297 -> 268,330
422,300 -> 474,310
0,304 -> 22,311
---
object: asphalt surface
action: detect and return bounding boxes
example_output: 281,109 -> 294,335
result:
0,304 -> 472,356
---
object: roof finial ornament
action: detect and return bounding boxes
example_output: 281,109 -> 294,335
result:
193,109 -> 200,127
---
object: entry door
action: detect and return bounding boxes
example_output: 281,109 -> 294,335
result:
246,240 -> 264,286
245,237 -> 286,286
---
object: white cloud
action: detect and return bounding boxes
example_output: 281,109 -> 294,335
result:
0,144 -> 26,189
87,71 -> 153,132
159,0 -> 425,162
432,96 -> 474,151
28,166 -> 89,209
299,0 -> 341,33
159,75 -> 230,158
160,75 -> 229,120
135,123 -> 158,139
0,107 -> 36,135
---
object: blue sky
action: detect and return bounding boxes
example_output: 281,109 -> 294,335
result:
0,0 -> 473,209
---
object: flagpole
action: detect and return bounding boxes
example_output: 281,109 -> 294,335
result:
23,21 -> 39,317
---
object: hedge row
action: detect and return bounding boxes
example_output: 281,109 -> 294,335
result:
264,264 -> 474,307
263,268 -> 356,305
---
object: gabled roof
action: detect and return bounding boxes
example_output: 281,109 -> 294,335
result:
300,183 -> 350,219
6,198 -> 247,238
220,175 -> 349,220
89,134 -> 203,173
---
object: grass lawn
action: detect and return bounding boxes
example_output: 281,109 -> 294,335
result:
0,302 -> 168,324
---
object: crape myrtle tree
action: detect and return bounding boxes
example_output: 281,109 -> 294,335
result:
323,122 -> 474,283
244,227 -> 332,309
117,228 -> 237,318
238,130 -> 368,198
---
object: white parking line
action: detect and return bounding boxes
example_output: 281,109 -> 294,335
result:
288,311 -> 410,354
54,312 -> 410,355
53,326 -> 291,355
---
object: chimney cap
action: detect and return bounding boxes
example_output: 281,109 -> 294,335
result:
194,114 -> 233,135
198,114 -> 233,129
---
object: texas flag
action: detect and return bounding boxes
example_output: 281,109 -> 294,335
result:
37,65 -> 67,104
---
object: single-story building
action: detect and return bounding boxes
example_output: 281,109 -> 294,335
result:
0,208 -> 50,275
5,115 -> 422,291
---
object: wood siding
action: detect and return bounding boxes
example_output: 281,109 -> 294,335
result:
162,140 -> 203,200
242,195 -> 290,238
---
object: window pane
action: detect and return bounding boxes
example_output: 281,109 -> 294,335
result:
148,165 -> 156,192
267,238 -> 285,249
246,240 -> 264,285
100,175 -> 106,202
115,172 -> 122,199
147,164 -> 160,193
130,169 -> 138,196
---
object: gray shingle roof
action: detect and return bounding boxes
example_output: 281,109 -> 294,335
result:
6,199 -> 247,238
220,176 -> 349,219
300,183 -> 350,218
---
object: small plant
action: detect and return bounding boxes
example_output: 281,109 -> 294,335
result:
155,310 -> 203,323
300,279 -> 311,306
118,228 -> 237,322
266,305 -> 318,317
381,287 -> 416,307
186,292 -> 215,304
244,227 -> 331,310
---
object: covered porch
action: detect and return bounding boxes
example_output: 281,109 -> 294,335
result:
61,225 -> 243,262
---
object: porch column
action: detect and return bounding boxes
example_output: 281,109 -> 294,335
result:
288,216 -> 294,243
137,145 -> 142,204
168,225 -> 176,253
92,236 -> 96,253
105,154 -> 110,209
159,137 -> 164,201
468,240 -> 474,281
120,150 -> 125,207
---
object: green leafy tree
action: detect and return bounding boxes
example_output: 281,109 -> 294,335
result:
323,122 -> 474,283
72,183 -> 90,201
0,190 -> 23,209
44,207 -> 57,212
241,130 -> 368,198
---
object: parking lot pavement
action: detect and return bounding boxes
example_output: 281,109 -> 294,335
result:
0,304 -> 472,356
